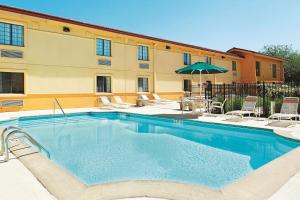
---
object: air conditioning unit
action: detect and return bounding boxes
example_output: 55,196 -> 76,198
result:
98,59 -> 111,66
0,100 -> 24,108
139,63 -> 149,69
1,49 -> 23,58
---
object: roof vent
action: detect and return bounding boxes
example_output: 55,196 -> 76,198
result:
63,26 -> 70,32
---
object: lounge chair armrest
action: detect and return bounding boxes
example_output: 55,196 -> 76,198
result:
211,102 -> 222,106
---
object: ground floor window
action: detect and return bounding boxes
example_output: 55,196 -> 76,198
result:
183,79 -> 192,92
96,76 -> 111,93
272,64 -> 277,78
138,77 -> 149,92
256,61 -> 261,76
0,72 -> 24,94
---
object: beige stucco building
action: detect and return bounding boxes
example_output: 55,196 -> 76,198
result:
0,5 -> 285,111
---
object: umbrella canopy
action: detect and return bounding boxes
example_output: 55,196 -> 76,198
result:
175,62 -> 228,97
175,62 -> 228,74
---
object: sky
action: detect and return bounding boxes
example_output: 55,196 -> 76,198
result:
1,0 -> 300,52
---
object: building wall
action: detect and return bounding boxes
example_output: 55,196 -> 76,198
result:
253,56 -> 284,83
237,51 -> 284,83
0,9 -> 269,112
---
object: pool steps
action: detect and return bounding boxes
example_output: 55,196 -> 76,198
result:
0,126 -> 50,162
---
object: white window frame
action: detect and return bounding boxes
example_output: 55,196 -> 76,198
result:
0,70 -> 26,96
138,45 -> 149,61
137,77 -> 149,93
183,53 -> 191,65
95,75 -> 112,94
96,38 -> 111,57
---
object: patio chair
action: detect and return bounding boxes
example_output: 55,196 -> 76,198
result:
113,96 -> 134,108
225,96 -> 258,118
209,99 -> 227,114
268,97 -> 299,121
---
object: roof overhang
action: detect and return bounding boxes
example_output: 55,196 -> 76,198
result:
227,47 -> 286,62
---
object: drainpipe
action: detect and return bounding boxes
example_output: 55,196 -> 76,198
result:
152,43 -> 156,93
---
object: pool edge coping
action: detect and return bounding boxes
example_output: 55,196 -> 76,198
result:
10,141 -> 300,200
1,110 -> 299,141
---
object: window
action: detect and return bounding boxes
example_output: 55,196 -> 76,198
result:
232,61 -> 237,71
96,38 -> 111,56
183,53 -> 191,65
205,56 -> 212,64
183,79 -> 192,92
256,61 -> 260,76
0,22 -> 24,47
138,77 -> 149,92
138,45 -> 149,61
96,76 -> 111,93
0,72 -> 24,94
272,64 -> 277,78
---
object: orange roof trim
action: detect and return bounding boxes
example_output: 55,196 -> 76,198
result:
227,47 -> 286,61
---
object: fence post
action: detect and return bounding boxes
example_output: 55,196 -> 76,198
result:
223,83 -> 226,101
262,82 -> 266,117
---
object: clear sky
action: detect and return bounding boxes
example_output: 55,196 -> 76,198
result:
1,0 -> 299,52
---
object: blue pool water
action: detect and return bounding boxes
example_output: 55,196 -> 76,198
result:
0,112 -> 299,188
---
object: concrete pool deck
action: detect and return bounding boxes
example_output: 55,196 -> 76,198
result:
0,102 -> 300,200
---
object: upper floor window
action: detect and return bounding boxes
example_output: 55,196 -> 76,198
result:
272,64 -> 277,78
256,61 -> 261,76
138,77 -> 149,92
183,53 -> 191,65
96,76 -> 111,93
0,72 -> 24,94
96,38 -> 111,57
232,61 -> 237,71
138,45 -> 149,61
0,22 -> 24,47
205,56 -> 212,64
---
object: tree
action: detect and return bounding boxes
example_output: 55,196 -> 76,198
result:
261,45 -> 300,82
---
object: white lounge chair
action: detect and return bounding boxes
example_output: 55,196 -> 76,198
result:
138,94 -> 153,105
113,96 -> 134,108
269,97 -> 299,121
99,96 -> 116,109
226,96 -> 258,118
152,93 -> 173,103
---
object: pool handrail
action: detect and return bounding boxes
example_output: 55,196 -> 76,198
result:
1,126 -> 50,162
54,98 -> 66,117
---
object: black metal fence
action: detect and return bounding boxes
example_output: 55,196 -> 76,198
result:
204,82 -> 300,117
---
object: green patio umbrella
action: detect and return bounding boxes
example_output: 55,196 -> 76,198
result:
175,62 -> 228,96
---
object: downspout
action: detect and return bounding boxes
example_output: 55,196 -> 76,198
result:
152,44 -> 156,93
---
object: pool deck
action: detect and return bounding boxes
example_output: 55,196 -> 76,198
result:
0,102 -> 300,200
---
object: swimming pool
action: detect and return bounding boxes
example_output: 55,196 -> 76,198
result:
0,112 -> 299,189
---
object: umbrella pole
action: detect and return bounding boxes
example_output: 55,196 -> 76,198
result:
199,70 -> 202,97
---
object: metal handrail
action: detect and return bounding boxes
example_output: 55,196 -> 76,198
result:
54,98 -> 66,117
0,126 -> 21,155
1,126 -> 50,162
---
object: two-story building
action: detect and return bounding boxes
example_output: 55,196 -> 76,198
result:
0,5 -> 285,111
